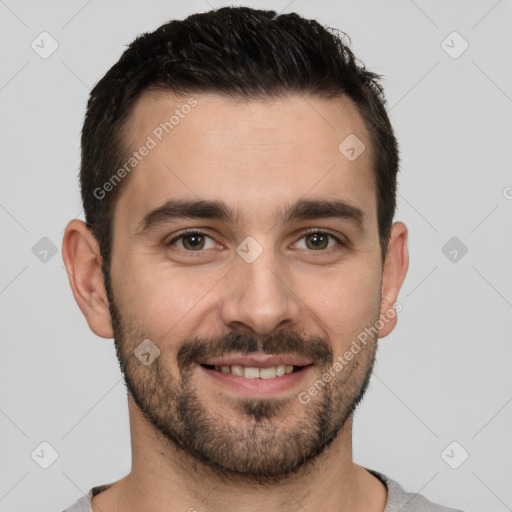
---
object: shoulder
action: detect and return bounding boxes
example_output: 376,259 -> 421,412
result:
367,469 -> 465,512
61,482 -> 116,512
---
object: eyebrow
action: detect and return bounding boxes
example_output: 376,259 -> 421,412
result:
135,197 -> 366,235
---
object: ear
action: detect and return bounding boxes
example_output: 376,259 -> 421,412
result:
378,221 -> 409,338
62,219 -> 114,339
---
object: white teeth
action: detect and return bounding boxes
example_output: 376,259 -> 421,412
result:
231,365 -> 244,377
243,367 -> 260,379
276,365 -> 286,377
207,363 -> 301,379
259,367 -> 277,379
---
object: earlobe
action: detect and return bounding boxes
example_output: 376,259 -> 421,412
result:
62,219 -> 114,339
378,222 -> 409,339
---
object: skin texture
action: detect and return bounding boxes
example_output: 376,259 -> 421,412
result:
62,92 -> 409,512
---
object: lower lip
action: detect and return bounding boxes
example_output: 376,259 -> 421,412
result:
199,365 -> 314,397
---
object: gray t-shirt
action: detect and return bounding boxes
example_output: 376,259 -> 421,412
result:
61,469 -> 464,512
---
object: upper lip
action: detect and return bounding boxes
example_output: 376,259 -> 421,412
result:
202,354 -> 313,368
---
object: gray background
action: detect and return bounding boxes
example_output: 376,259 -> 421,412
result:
1,0 -> 511,510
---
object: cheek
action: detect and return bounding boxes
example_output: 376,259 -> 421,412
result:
113,260 -> 218,341
303,263 -> 381,341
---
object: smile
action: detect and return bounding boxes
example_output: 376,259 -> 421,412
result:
201,363 -> 305,379
198,354 -> 314,397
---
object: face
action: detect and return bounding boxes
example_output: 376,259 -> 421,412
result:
105,91 -> 388,481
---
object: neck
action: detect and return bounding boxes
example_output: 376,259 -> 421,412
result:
92,397 -> 386,512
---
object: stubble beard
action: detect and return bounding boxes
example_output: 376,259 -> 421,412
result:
104,272 -> 378,484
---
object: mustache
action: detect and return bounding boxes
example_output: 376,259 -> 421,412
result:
177,330 -> 333,370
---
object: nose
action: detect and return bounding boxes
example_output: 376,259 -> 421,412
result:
219,247 -> 301,336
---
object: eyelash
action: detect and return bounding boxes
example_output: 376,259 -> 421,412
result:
165,229 -> 344,253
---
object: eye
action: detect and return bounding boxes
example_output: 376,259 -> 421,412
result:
167,231 -> 217,251
294,231 -> 341,251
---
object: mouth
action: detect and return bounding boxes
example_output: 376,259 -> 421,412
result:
200,363 -> 306,379
198,354 -> 314,397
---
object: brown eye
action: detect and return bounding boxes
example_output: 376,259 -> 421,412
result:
167,232 -> 216,251
295,232 -> 340,251
181,233 -> 205,250
306,233 -> 329,250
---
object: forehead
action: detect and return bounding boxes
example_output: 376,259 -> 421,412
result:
114,90 -> 376,232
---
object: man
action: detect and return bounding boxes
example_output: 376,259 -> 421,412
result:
61,6 -> 463,512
